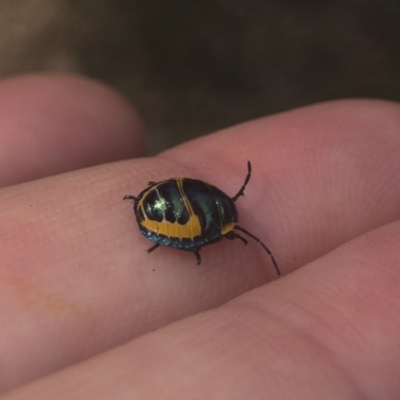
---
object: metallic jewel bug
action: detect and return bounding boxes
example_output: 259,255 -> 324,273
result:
124,161 -> 280,275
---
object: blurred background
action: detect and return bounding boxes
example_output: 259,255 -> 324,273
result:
1,0 -> 399,153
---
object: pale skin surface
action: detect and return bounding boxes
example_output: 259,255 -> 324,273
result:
0,74 -> 400,399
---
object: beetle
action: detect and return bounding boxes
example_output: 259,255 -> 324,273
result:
123,161 -> 280,275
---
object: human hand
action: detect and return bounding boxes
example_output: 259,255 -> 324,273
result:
1,74 -> 400,399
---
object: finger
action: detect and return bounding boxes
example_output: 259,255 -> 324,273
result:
1,100 -> 400,392
161,99 -> 400,272
4,220 -> 400,399
0,74 -> 145,187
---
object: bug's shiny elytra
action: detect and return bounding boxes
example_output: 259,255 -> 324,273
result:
123,161 -> 280,275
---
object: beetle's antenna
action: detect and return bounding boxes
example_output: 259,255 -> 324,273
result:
123,195 -> 137,201
234,224 -> 280,276
231,161 -> 252,202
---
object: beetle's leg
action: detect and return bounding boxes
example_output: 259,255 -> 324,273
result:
193,249 -> 201,265
147,243 -> 160,253
186,248 -> 201,264
123,195 -> 137,201
148,181 -> 157,186
231,161 -> 252,202
225,230 -> 248,245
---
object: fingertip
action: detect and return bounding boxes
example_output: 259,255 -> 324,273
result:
0,73 -> 146,186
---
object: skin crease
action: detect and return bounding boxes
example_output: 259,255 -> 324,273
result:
0,74 -> 400,399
